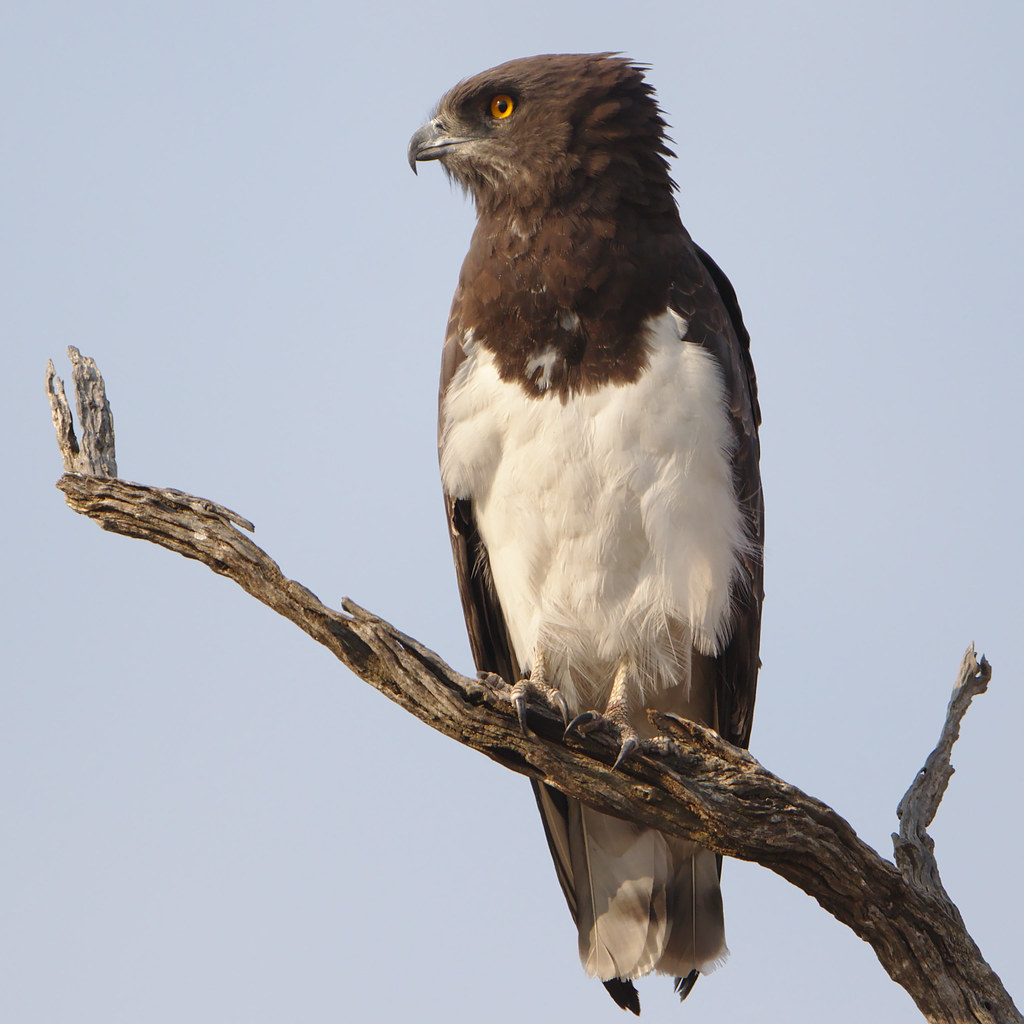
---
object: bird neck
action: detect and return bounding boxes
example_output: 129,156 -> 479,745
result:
456,201 -> 688,398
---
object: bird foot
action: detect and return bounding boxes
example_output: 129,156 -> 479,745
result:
564,710 -> 643,769
510,674 -> 570,733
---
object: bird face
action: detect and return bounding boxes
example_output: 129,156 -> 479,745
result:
408,68 -> 572,207
407,89 -> 528,178
408,53 -> 674,216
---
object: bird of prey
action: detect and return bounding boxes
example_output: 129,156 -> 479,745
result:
409,53 -> 763,1014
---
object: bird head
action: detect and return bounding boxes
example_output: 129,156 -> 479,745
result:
408,53 -> 677,219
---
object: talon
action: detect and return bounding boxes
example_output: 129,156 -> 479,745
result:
510,680 -> 531,733
612,735 -> 641,770
565,711 -> 601,739
549,688 -> 570,726
509,662 -> 570,734
564,706 -> 643,770
510,681 -> 530,733
516,700 -> 529,733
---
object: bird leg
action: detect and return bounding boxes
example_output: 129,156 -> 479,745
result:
510,649 -> 570,733
565,660 -> 643,769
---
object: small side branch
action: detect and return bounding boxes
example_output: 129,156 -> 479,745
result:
894,646 -> 992,892
45,353 -> 1021,1024
46,346 -> 118,477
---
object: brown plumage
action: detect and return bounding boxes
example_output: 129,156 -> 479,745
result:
410,54 -> 763,1014
414,53 -> 688,399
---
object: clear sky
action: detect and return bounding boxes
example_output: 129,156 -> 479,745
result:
3,2 -> 1022,1021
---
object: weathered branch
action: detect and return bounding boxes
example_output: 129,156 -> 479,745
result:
46,347 -> 118,477
46,351 -> 1020,1024
895,647 -> 992,897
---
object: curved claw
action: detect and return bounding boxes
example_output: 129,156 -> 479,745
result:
510,680 -> 531,734
612,735 -> 641,770
548,688 -> 570,726
514,692 -> 530,733
564,711 -> 601,739
511,676 -> 570,734
565,711 -> 642,770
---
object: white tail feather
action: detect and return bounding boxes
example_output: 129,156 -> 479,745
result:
571,804 -> 727,982
575,804 -> 669,980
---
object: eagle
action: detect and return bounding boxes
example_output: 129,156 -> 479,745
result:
408,53 -> 763,1014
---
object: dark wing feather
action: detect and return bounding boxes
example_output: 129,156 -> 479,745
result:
663,243 -> 762,1002
439,286 -> 642,1016
670,243 -> 763,752
446,494 -> 519,685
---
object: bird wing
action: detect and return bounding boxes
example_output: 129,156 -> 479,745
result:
671,242 -> 764,751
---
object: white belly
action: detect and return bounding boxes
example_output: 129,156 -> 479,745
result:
440,310 -> 747,710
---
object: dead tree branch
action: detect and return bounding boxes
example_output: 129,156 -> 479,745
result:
46,347 -> 118,477
46,350 -> 1020,1024
895,651 -> 992,895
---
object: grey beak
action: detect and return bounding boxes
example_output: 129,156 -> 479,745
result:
408,119 -> 470,173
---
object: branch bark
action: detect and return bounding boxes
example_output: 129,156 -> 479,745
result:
46,350 -> 1020,1024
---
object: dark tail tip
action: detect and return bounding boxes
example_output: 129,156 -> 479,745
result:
674,970 -> 700,1002
604,978 -> 641,1015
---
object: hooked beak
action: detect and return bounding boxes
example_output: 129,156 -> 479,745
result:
407,119 -> 472,173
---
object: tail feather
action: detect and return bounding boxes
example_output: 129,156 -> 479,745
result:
570,802 -> 726,985
528,654 -> 733,1008
674,970 -> 700,1001
658,846 -> 728,975
603,978 -> 641,1015
572,803 -> 671,980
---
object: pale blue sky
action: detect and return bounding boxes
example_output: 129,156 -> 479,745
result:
3,2 -> 1022,1021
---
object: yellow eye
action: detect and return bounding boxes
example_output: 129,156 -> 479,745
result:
490,94 -> 515,119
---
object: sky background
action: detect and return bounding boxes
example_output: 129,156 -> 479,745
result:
3,2 -> 1022,1021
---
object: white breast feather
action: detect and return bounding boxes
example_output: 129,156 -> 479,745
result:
440,310 -> 748,711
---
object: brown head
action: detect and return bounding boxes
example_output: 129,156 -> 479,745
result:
408,53 -> 679,222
